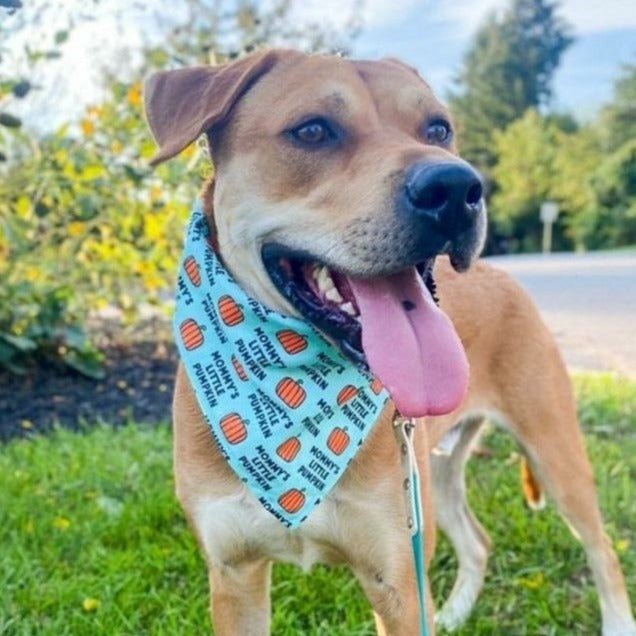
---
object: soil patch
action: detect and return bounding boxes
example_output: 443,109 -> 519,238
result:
0,318 -> 178,442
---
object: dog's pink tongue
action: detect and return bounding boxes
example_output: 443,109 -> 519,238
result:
348,269 -> 468,417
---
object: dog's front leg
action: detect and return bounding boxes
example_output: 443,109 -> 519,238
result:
351,441 -> 437,636
356,556 -> 435,636
208,559 -> 272,635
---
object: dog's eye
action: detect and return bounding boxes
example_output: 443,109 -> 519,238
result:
290,119 -> 333,146
425,120 -> 452,144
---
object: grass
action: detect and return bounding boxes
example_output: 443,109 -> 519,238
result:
1,373 -> 634,635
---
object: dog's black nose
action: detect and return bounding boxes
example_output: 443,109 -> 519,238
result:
405,162 -> 483,234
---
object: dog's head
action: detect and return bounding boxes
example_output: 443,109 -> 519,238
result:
145,49 -> 486,416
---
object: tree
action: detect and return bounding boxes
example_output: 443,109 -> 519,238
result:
600,61 -> 636,152
450,0 -> 573,171
490,110 -> 560,251
490,110 -> 601,252
551,127 -> 602,249
589,140 -> 636,248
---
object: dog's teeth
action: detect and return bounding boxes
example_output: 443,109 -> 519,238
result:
325,287 -> 343,303
315,266 -> 336,295
341,302 -> 356,316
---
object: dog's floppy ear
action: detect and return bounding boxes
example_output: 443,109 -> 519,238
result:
144,49 -> 280,166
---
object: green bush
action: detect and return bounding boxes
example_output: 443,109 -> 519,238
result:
0,280 -> 103,377
490,110 -> 603,252
0,80 -> 206,375
589,139 -> 636,248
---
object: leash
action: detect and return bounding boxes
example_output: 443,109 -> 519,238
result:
393,415 -> 431,636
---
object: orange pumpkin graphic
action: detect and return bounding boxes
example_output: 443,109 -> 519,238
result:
218,295 -> 244,326
278,488 -> 306,514
370,377 -> 383,395
184,255 -> 201,286
220,413 -> 248,444
327,427 -> 350,455
276,436 -> 301,462
337,385 -> 358,406
276,329 -> 308,355
276,377 -> 306,409
231,355 -> 248,381
180,319 -> 204,350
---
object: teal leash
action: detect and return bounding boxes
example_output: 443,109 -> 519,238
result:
394,416 -> 431,636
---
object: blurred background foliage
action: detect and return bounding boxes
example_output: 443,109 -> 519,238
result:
0,0 -> 360,375
0,0 -> 635,375
449,0 -> 636,254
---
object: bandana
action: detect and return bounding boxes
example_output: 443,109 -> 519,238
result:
174,202 -> 390,527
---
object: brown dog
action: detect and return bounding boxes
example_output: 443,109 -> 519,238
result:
144,49 -> 635,635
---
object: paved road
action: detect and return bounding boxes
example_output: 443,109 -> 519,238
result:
486,251 -> 636,376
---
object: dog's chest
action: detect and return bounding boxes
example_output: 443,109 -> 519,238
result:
191,480 -> 394,571
192,488 -> 340,569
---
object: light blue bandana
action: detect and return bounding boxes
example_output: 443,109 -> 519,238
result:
174,202 -> 390,527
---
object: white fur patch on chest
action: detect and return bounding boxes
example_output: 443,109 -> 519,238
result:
193,487 -> 339,570
191,475 -> 401,574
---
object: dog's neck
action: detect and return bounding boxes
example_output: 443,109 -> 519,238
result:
201,177 -> 295,317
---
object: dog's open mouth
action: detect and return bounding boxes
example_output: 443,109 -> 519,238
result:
262,246 -> 469,417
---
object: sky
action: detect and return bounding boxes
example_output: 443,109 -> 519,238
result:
348,0 -> 636,118
3,0 -> 636,132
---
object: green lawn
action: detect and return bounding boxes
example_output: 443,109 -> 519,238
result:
1,374 -> 635,635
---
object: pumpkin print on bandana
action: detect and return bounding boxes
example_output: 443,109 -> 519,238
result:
184,255 -> 202,286
276,436 -> 302,462
174,202 -> 390,528
180,319 -> 205,351
276,329 -> 308,355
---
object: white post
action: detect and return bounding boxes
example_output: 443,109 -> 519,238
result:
540,202 -> 559,254
542,219 -> 553,254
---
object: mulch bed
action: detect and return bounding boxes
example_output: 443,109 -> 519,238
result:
0,318 -> 179,442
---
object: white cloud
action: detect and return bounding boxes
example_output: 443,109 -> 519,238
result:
356,0 -> 426,26
420,0 -> 636,36
289,0 -> 423,28
432,0 -> 504,34
560,0 -> 636,33
316,0 -> 636,36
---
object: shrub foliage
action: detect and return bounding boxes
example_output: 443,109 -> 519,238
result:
1,0 -> 635,375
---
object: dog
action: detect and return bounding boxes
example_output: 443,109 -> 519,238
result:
144,49 -> 635,635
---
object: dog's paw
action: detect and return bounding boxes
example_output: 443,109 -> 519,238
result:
602,619 -> 636,636
435,602 -> 471,633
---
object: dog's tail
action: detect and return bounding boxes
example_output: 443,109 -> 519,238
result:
520,456 -> 546,511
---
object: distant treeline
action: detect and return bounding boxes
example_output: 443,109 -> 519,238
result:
449,0 -> 636,253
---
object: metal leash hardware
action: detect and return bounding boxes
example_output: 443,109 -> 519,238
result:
393,415 -> 430,636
